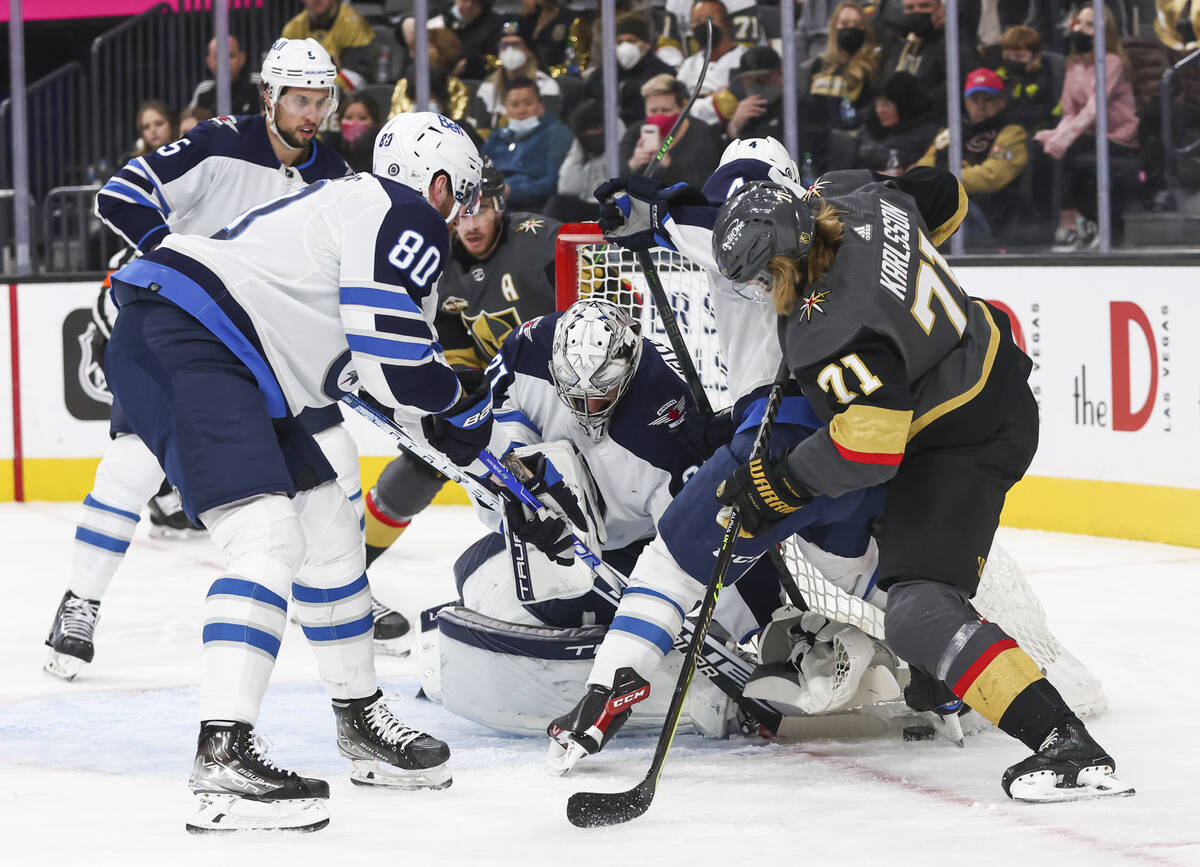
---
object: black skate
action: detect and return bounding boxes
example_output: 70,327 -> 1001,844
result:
186,722 -> 330,833
147,483 -> 203,539
43,590 -> 100,681
1002,716 -> 1135,803
371,596 -> 411,656
546,667 -> 650,776
333,689 -> 451,789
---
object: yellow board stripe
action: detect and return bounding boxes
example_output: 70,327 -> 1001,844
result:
960,645 -> 1044,726
8,460 -> 1200,549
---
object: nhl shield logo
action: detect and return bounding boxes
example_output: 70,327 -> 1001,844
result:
62,308 -> 112,421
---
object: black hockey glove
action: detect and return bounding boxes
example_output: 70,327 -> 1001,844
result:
502,453 -> 588,565
594,176 -> 707,251
904,666 -> 964,716
422,383 -> 493,467
715,452 -> 813,537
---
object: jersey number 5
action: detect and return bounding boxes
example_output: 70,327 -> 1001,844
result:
388,229 -> 441,288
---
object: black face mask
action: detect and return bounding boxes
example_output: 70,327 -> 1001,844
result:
836,27 -> 867,54
903,11 -> 935,38
696,24 -> 723,47
1005,59 -> 1028,75
579,131 -> 606,156
1067,31 -> 1094,54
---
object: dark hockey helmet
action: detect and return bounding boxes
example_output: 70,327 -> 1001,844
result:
480,157 -> 506,213
712,181 -> 816,298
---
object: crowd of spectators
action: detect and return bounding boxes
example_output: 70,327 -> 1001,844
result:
119,0 -> 1200,251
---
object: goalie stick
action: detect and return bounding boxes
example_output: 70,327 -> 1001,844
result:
566,355 -> 791,828
341,393 -> 784,732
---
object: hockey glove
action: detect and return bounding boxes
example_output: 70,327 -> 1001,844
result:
422,383 -> 494,467
502,453 -> 588,566
715,452 -> 813,537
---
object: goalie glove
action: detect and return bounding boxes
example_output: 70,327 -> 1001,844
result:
715,452 -> 813,537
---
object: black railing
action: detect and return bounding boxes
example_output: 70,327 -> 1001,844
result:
1161,47 -> 1200,203
0,62 -> 90,199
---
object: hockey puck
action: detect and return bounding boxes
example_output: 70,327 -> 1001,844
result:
903,724 -> 935,741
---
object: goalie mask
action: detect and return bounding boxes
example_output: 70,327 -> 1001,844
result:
549,300 -> 643,441
713,181 -> 816,299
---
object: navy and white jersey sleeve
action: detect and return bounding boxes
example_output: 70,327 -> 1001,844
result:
339,178 -> 462,415
483,314 -> 555,454
96,115 -> 350,253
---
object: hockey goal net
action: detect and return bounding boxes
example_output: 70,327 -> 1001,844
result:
555,222 -> 1106,719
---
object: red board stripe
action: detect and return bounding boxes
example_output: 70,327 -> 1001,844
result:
8,283 -> 22,501
952,637 -> 1018,697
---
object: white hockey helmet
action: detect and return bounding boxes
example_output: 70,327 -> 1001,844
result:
549,300 -> 643,441
260,37 -> 339,115
373,112 -> 484,222
719,137 -> 802,191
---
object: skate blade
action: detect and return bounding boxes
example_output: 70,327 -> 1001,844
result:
545,738 -> 589,777
1009,766 -> 1136,803
185,792 -> 329,833
372,635 -> 412,658
347,759 -> 451,790
43,650 -> 85,681
920,710 -> 965,747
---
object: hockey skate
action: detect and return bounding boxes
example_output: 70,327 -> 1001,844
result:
1002,716 -> 1135,803
546,667 -> 651,776
147,483 -> 203,539
371,596 -> 411,656
332,690 -> 452,789
186,722 -> 330,833
43,590 -> 100,680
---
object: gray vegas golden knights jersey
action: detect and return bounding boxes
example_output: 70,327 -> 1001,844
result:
779,168 -> 1033,499
436,211 -> 561,369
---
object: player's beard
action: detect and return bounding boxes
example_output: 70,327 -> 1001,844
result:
276,123 -> 309,151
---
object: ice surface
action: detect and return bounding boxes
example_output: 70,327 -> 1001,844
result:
2,502 -> 1198,866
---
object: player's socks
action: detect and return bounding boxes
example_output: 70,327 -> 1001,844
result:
186,721 -> 330,833
69,492 -> 141,600
332,689 -> 452,788
364,487 -> 412,567
43,591 -> 101,680
200,574 -> 289,723
291,572 -> 377,699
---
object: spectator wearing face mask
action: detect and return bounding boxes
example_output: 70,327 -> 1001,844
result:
548,99 -> 624,222
480,78 -> 575,211
805,2 -> 880,132
620,73 -> 724,189
850,71 -> 938,173
879,0 -> 961,121
916,67 -> 1029,244
676,1 -> 747,126
518,0 -> 578,73
444,0 -> 505,80
470,20 -> 563,137
323,93 -> 382,173
584,13 -> 677,127
716,47 -> 787,141
994,25 -> 1062,133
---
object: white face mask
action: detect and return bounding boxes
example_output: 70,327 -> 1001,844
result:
615,41 -> 643,70
507,114 -> 540,133
499,47 -> 527,71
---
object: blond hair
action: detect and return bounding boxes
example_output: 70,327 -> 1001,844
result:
1068,5 -> 1130,71
816,2 -> 879,99
768,202 -> 844,316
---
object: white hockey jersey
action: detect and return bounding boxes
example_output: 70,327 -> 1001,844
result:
111,173 -> 461,419
481,313 -> 709,550
96,114 -> 350,252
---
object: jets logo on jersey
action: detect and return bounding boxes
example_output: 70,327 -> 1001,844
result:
516,218 -> 545,235
212,116 -> 239,132
798,289 -> 829,322
649,395 -> 687,429
464,306 -> 522,360
517,315 -> 543,338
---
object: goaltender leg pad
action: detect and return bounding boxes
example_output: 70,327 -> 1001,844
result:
435,606 -> 713,738
69,433 -> 164,600
104,296 -> 335,522
292,481 -> 376,702
198,494 -> 304,725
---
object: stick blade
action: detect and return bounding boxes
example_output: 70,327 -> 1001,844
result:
566,781 -> 655,828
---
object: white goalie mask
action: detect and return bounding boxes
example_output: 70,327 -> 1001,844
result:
373,112 -> 484,222
260,38 -> 339,147
719,136 -> 803,193
549,300 -> 643,441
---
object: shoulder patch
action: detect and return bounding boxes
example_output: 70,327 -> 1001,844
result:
515,217 -> 545,235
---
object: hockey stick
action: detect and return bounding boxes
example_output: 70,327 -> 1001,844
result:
566,356 -> 791,828
632,17 -> 715,416
341,393 -> 784,731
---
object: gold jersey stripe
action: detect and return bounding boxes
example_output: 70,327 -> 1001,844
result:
829,404 -> 913,460
908,300 -> 1000,440
960,645 -> 1045,725
930,177 -> 969,246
